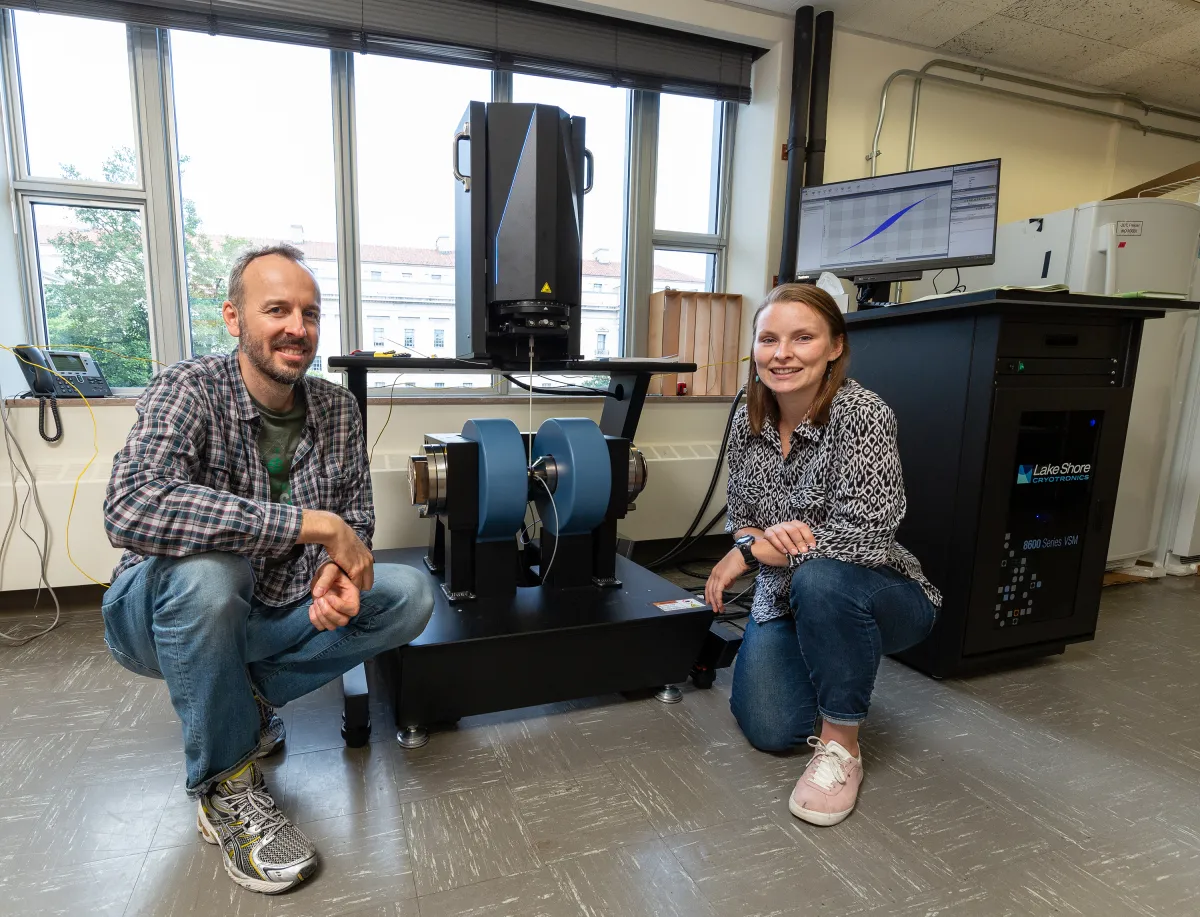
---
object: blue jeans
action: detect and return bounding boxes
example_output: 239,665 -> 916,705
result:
730,557 -> 936,752
101,552 -> 434,796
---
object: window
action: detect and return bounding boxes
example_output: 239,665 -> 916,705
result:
514,75 -> 629,363
653,250 -> 714,293
171,31 -> 338,368
3,13 -> 735,392
31,203 -> 152,387
656,95 -> 721,235
643,94 -> 732,352
434,382 -> 446,388
13,12 -> 138,184
355,55 -> 489,388
463,382 -> 473,388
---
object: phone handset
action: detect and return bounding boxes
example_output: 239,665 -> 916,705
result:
12,346 -> 63,442
13,345 -> 56,395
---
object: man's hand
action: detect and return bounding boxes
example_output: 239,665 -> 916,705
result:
705,548 -> 749,614
309,562 -> 361,631
299,510 -> 374,591
763,520 -> 816,558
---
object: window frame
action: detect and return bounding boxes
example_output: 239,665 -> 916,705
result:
1,15 -> 189,387
1,11 -> 738,394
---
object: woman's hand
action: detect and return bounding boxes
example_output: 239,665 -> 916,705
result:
763,520 -> 816,558
705,548 -> 748,613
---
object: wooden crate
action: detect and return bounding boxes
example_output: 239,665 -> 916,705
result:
647,289 -> 744,396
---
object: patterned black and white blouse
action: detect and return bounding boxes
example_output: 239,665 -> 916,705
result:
726,379 -> 941,623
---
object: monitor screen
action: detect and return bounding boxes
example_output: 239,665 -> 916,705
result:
50,352 -> 86,373
795,159 -> 1000,279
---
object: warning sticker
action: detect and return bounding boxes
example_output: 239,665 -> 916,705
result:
1115,221 -> 1143,237
653,597 -> 706,612
540,282 -> 553,293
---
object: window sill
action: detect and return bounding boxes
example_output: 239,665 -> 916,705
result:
3,393 -> 737,409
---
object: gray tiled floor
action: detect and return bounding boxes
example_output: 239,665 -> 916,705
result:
1,575 -> 1199,916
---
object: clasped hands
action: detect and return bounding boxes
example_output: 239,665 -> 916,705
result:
300,509 -> 376,632
705,520 -> 817,613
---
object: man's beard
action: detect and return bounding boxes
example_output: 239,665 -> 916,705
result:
242,327 -> 314,386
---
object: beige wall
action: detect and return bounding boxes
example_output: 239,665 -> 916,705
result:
0,398 -> 733,590
6,5 -> 1200,591
826,30 -> 1200,220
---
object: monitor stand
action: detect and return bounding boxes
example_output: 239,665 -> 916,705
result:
852,270 -> 922,310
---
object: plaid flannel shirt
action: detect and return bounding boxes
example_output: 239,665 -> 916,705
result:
104,351 -> 373,606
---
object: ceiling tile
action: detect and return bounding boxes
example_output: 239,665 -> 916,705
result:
939,14 -> 1114,75
997,0 -> 1089,29
896,0 -> 997,47
1053,0 -> 1195,49
958,0 -> 1022,11
838,0 -> 944,35
1069,48 -> 1164,88
1135,10 -> 1200,64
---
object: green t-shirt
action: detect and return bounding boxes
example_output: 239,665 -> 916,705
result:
251,393 -> 308,505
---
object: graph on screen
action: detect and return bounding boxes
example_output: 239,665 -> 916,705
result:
821,184 -> 952,268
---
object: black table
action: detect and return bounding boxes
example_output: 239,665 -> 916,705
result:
326,354 -> 707,746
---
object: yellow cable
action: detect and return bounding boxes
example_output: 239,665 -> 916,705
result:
0,345 -> 109,588
58,343 -> 169,369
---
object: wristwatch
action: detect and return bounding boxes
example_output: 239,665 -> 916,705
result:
734,533 -> 758,568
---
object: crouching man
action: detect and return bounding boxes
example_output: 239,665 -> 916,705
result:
101,243 -> 434,894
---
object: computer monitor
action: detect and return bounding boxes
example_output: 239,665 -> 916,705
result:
795,159 -> 1000,284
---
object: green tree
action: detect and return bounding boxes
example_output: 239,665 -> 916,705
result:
42,148 -> 247,387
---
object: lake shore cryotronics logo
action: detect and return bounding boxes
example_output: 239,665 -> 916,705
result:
1017,462 -> 1091,484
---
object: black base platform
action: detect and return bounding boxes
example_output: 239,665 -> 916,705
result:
370,547 -> 713,739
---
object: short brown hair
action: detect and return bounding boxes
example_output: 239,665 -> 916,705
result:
746,283 -> 849,435
227,243 -> 320,310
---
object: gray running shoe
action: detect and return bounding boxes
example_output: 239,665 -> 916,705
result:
254,693 -> 285,758
197,762 -> 318,894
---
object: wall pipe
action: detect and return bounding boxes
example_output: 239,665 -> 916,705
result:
870,61 -> 1200,176
804,10 -> 834,187
777,5 -> 814,282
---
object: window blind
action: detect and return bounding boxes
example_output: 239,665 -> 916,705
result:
3,0 -> 763,102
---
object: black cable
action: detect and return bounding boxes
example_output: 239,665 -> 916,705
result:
645,389 -> 745,570
37,396 -> 62,443
502,374 -> 617,399
951,267 -> 966,293
647,503 -> 729,571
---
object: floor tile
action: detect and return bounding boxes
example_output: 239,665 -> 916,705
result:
279,744 -> 399,824
667,816 -> 854,917
124,843 -> 271,917
487,708 -> 604,790
272,805 -> 417,916
415,866 -> 578,917
0,730 -> 95,797
549,839 -> 716,917
0,793 -> 50,856
606,750 -> 750,836
390,737 -> 505,805
0,686 -> 127,738
26,772 -> 176,867
67,722 -> 183,785
569,697 -> 709,762
862,773 -> 1059,876
404,785 -> 540,897
0,850 -> 145,916
511,768 -> 659,863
